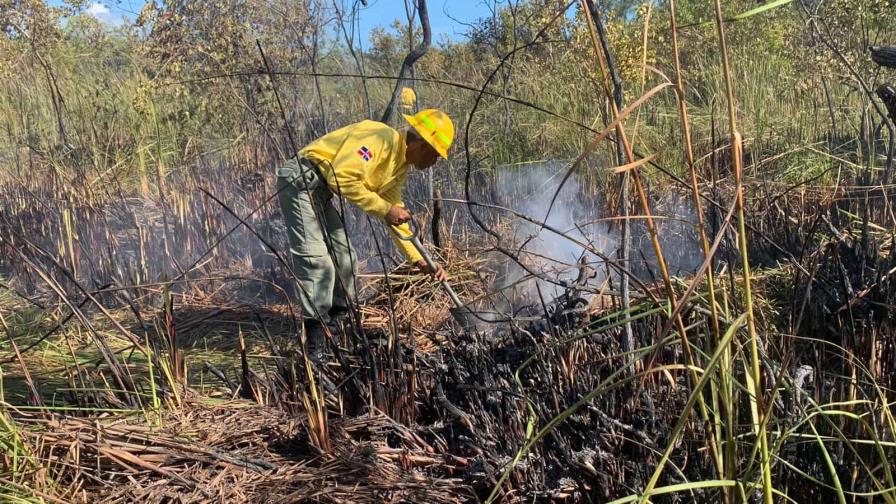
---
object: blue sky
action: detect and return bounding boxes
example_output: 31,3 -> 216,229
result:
358,0 -> 496,41
53,0 -> 497,42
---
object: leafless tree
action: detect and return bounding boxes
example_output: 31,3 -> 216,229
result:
333,0 -> 373,119
380,0 -> 431,124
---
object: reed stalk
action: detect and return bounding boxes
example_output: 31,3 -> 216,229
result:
711,1 -> 774,501
667,1 -> 733,499
580,0 -> 724,481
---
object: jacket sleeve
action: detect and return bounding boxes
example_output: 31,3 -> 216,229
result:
380,178 -> 425,264
324,130 -> 393,219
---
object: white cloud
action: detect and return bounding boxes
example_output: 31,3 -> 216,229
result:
86,2 -> 110,17
85,2 -> 126,26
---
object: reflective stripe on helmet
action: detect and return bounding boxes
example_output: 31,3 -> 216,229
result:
420,114 -> 451,147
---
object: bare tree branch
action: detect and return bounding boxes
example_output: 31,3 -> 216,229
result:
380,0 -> 431,124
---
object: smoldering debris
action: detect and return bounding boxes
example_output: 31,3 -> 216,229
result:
464,161 -> 704,315
494,161 -> 617,298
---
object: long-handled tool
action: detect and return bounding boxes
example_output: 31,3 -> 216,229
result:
394,219 -> 497,332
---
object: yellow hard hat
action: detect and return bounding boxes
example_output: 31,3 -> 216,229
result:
403,108 -> 454,159
399,87 -> 417,112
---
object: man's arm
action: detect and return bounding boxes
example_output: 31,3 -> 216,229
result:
380,182 -> 446,281
387,218 -> 425,265
388,219 -> 446,281
380,182 -> 424,264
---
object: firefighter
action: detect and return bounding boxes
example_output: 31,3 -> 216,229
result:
277,109 -> 453,360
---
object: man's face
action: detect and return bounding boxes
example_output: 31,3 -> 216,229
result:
409,140 -> 441,169
417,143 -> 441,169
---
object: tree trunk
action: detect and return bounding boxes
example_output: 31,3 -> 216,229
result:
585,0 -> 633,358
432,189 -> 443,249
380,0 -> 431,124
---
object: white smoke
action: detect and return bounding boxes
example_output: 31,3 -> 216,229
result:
494,161 -> 616,299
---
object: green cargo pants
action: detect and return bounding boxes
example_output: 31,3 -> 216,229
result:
276,157 -> 356,324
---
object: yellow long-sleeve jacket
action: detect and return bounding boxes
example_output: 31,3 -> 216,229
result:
300,120 -> 424,264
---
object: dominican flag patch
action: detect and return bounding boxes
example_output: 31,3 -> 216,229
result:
357,146 -> 374,162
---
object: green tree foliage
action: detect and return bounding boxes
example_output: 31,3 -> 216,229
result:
138,0 -> 312,78
1,0 -> 894,180
1,0 -> 66,48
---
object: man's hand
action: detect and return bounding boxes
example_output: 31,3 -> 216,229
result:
416,260 -> 447,282
385,205 -> 412,226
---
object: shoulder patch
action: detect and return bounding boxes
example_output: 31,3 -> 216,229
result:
357,146 -> 374,162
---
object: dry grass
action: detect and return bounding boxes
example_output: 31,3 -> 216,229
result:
12,399 -> 472,503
